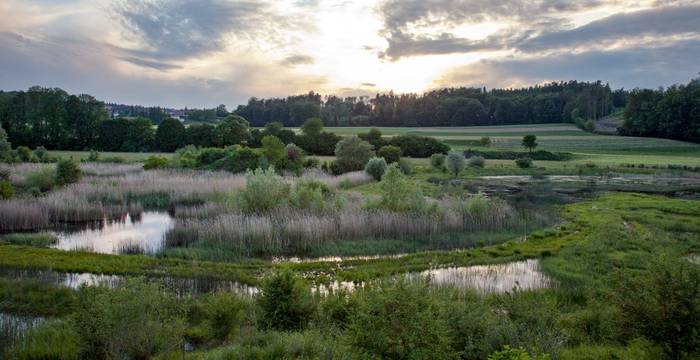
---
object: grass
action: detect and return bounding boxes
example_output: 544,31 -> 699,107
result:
319,124 -> 700,166
48,150 -> 173,162
1,233 -> 58,247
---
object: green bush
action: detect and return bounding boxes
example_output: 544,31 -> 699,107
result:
25,167 -> 55,192
240,167 -> 289,213
378,145 -> 402,163
365,157 -> 387,181
398,158 -> 413,175
257,271 -> 316,331
431,153 -> 446,170
515,157 -> 533,168
334,136 -> 374,173
288,181 -> 327,212
468,155 -> 485,168
199,291 -> 248,341
87,150 -> 100,161
196,147 -> 227,166
215,147 -> 263,173
463,149 -> 573,161
347,280 -> 454,360
33,146 -> 50,162
54,158 -> 81,185
16,146 -> 36,162
261,135 -> 286,165
155,118 -> 186,152
612,258 -> 700,359
0,166 -> 9,181
142,155 -> 170,170
388,135 -> 450,157
377,164 -> 429,213
446,151 -> 466,176
0,180 -> 13,199
72,279 -> 185,360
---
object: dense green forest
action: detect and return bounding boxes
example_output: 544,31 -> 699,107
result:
2,78 -> 700,153
234,81 -> 625,127
619,78 -> 700,142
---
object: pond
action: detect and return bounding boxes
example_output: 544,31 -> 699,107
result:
0,267 -> 257,297
52,211 -> 174,255
418,259 -> 552,294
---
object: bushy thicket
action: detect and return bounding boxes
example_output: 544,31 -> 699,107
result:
365,157 -> 387,180
463,149 -> 573,161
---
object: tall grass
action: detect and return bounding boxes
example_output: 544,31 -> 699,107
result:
165,196 -> 528,258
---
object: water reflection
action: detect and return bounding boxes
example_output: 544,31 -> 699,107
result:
419,259 -> 551,294
0,267 -> 255,297
52,212 -> 174,255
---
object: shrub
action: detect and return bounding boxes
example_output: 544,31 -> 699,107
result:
33,146 -> 50,162
0,180 -> 13,199
388,135 -> 450,157
214,115 -> 251,147
0,128 -> 11,158
240,167 -> 289,213
257,271 -> 316,331
462,149 -> 572,161
446,151 -> 466,176
334,136 -> 374,173
172,145 -> 199,168
54,158 -> 82,185
358,127 -> 385,150
612,258 -> 700,359
199,291 -> 248,341
378,164 -> 428,213
196,147 -> 227,166
378,145 -> 402,163
16,146 -> 36,162
468,155 -> 486,168
72,279 -> 185,360
26,167 -> 55,192
87,150 -> 100,161
480,136 -> 492,147
398,158 -> 413,175
302,157 -> 320,168
214,147 -> 263,173
365,157 -> 388,181
288,181 -> 328,212
142,155 -> 170,170
347,280 -> 453,360
261,135 -> 285,165
0,166 -> 9,181
431,153 -> 446,170
515,157 -> 533,168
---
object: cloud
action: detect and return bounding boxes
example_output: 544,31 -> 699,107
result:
113,0 -> 265,59
360,82 -> 376,87
118,56 -> 181,70
281,54 -> 315,66
520,5 -> 700,52
434,39 -> 700,90
377,1 -> 700,60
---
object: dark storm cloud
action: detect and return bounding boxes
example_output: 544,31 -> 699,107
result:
281,54 -> 315,66
378,1 -> 700,60
437,39 -> 700,89
113,0 -> 268,60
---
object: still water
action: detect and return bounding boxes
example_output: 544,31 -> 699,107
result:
52,211 -> 174,255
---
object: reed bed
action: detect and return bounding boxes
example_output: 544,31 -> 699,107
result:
300,169 -> 373,188
165,199 -> 523,257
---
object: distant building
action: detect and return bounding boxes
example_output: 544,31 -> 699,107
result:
165,108 -> 187,122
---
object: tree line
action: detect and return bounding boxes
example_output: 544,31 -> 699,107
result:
234,81 -> 625,128
619,77 -> 700,142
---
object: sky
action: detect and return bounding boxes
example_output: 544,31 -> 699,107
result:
1,0 -> 699,109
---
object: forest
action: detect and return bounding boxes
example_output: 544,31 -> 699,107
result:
234,81 -> 624,127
